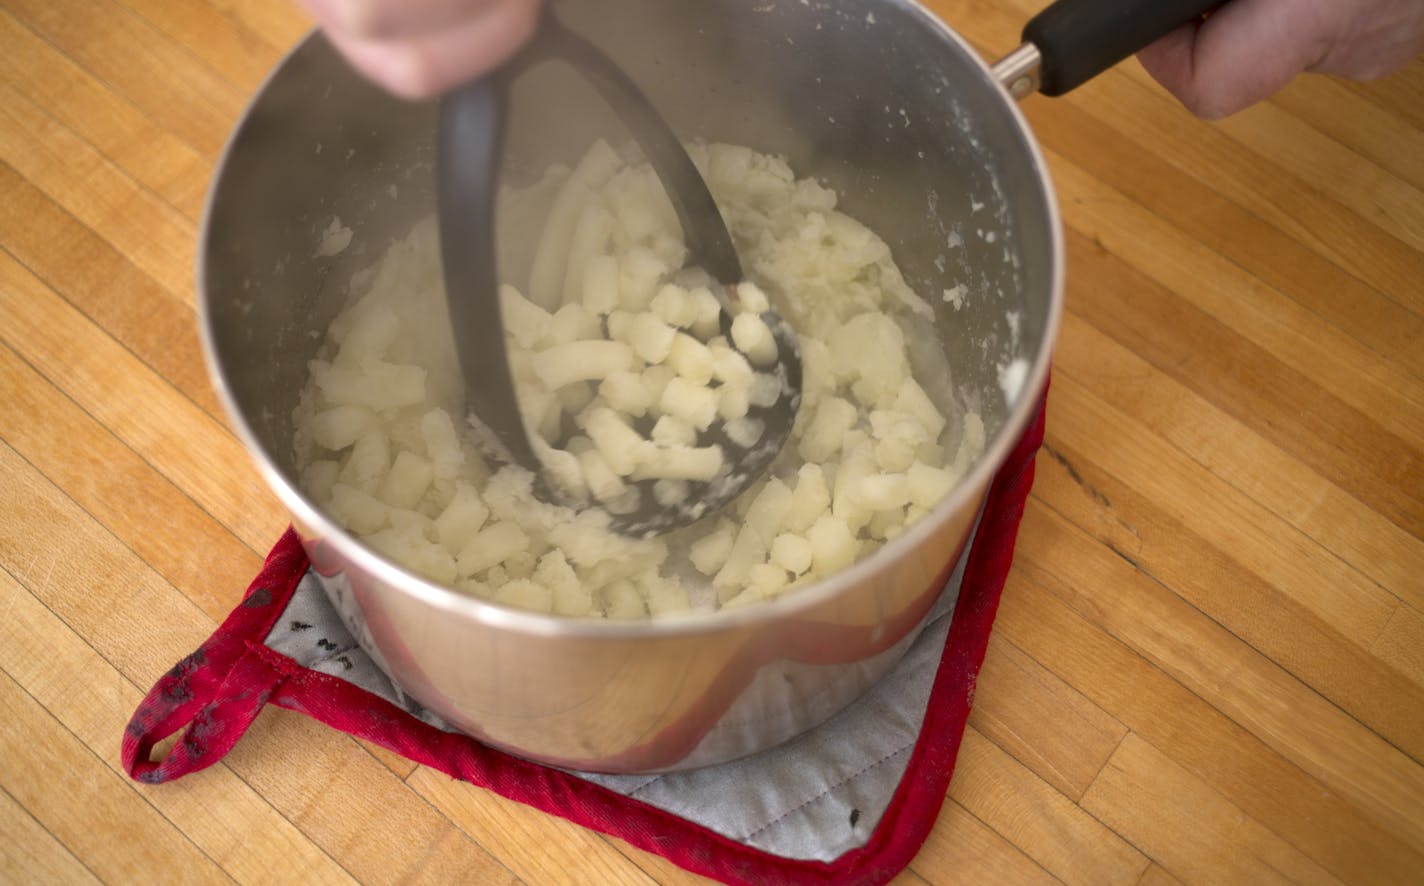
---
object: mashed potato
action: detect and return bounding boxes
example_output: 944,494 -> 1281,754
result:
293,142 -> 984,617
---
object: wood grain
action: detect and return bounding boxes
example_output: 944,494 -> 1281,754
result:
0,786 -> 102,886
1081,735 -> 1341,885
968,635 -> 1128,800
995,572 -> 1424,884
2,0 -> 1421,882
0,570 -> 357,885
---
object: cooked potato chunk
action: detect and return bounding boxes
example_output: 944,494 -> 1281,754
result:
689,520 -> 737,575
377,450 -> 434,509
807,514 -> 857,576
312,360 -> 426,411
531,340 -> 637,389
730,312 -> 778,367
309,405 -> 376,451
771,533 -> 813,575
456,522 -> 530,576
633,444 -> 724,482
435,482 -> 491,551
659,377 -> 719,430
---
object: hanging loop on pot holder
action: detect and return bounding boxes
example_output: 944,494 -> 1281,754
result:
122,531 -> 309,783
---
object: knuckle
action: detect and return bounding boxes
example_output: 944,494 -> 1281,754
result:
333,0 -> 396,39
1184,92 -> 1233,120
380,50 -> 446,99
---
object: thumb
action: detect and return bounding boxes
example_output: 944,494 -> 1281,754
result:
1136,0 -> 1333,119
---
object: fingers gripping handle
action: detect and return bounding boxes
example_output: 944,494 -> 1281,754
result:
1015,0 -> 1222,96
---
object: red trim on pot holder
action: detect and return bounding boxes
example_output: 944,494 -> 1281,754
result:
123,389 -> 1047,886
121,533 -> 308,783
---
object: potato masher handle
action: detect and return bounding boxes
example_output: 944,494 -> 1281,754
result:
437,75 -> 543,472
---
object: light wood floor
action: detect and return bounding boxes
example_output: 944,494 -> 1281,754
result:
2,0 -> 1421,882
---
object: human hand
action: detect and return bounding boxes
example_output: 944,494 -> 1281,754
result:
1137,0 -> 1424,119
300,0 -> 544,99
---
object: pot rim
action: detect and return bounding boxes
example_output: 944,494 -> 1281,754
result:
196,4 -> 1063,641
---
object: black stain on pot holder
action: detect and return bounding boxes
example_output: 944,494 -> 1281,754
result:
849,808 -> 861,828
290,620 -> 313,631
317,638 -> 339,652
162,680 -> 194,705
243,586 -> 273,608
336,655 -> 354,671
183,714 -> 213,759
156,649 -> 203,705
166,648 -> 206,679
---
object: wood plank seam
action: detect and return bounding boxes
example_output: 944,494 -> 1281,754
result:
970,632 -> 1132,803
0,658 -> 239,883
4,0 -> 244,155
1078,732 -> 1342,884
0,561 -> 364,885
0,149 -> 197,314
996,571 -> 1424,882
1073,60 -> 1424,307
0,781 -> 101,884
1,351 -> 529,883
1046,361 -> 1415,628
1040,115 -> 1424,384
0,341 -> 266,622
0,7 -> 211,222
1081,729 -> 1133,811
1052,310 -> 1424,611
1058,229 -> 1424,541
0,87 -> 198,299
1370,604 -> 1424,688
1039,442 -> 1145,558
1025,493 -> 1424,848
0,452 -> 348,880
0,163 -> 227,424
0,336 -> 266,566
1030,487 -> 1423,769
8,498 -> 515,883
123,0 -> 288,85
601,836 -> 683,885
0,233 -> 229,433
935,800 -> 1065,885
1042,367 -> 1418,680
1051,152 -> 1424,413
0,492 -> 442,885
0,250 -> 289,552
1341,76 -> 1424,131
1265,75 -> 1424,192
119,0 -> 283,95
931,724 -> 1143,879
1206,244 -> 1424,386
1105,50 -> 1424,257
0,418 -> 263,613
1030,434 -> 1423,754
395,772 -> 531,885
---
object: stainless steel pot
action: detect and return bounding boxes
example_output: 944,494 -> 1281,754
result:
199,0 -> 1204,772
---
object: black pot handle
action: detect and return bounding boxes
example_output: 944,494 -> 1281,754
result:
1021,0 -> 1222,96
